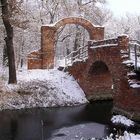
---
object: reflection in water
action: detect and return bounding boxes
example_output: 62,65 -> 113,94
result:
11,119 -> 18,140
0,101 -> 115,140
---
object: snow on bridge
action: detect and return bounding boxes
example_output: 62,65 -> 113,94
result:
27,17 -> 140,121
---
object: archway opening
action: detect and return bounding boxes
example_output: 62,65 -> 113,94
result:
87,61 -> 113,100
54,24 -> 89,67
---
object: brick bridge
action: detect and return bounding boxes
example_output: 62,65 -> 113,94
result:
28,17 -> 140,120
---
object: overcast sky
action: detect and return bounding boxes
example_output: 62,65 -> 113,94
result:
107,0 -> 140,17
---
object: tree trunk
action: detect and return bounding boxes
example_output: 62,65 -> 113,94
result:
1,0 -> 17,84
3,45 -> 8,66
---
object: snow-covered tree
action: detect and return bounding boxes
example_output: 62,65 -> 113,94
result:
0,0 -> 112,69
0,0 -> 17,84
105,14 -> 140,39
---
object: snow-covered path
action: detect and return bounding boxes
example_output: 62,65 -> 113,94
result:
0,69 -> 87,110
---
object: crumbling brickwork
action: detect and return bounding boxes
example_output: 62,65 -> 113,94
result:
28,17 -> 104,69
68,35 -> 140,120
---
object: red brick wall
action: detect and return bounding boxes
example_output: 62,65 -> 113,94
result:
28,17 -> 104,69
27,50 -> 42,69
68,45 -> 121,100
68,36 -> 140,120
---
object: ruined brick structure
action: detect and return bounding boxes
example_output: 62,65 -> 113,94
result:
28,17 -> 140,120
68,36 -> 140,120
28,17 -> 104,69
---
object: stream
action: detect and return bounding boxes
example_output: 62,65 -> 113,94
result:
0,101 -> 139,140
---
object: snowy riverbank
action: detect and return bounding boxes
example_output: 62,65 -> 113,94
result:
0,69 -> 139,140
0,69 -> 88,110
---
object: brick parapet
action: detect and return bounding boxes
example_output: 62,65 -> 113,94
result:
88,38 -> 118,46
118,35 -> 129,51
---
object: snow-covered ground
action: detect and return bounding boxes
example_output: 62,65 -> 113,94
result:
111,115 -> 135,127
109,115 -> 140,140
0,69 -> 139,140
0,69 -> 88,110
105,131 -> 140,140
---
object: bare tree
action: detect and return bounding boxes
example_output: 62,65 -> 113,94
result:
105,14 -> 140,39
0,0 -> 17,84
0,0 -> 111,69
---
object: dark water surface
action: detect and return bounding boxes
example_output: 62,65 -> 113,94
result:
0,101 -> 138,140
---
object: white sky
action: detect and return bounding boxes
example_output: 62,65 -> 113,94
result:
107,0 -> 140,17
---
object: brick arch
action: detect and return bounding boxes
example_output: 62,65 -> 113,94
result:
85,60 -> 114,100
84,46 -> 123,100
88,61 -> 110,75
67,44 -> 122,101
40,17 -> 104,69
54,17 -> 104,40
28,17 -> 104,69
